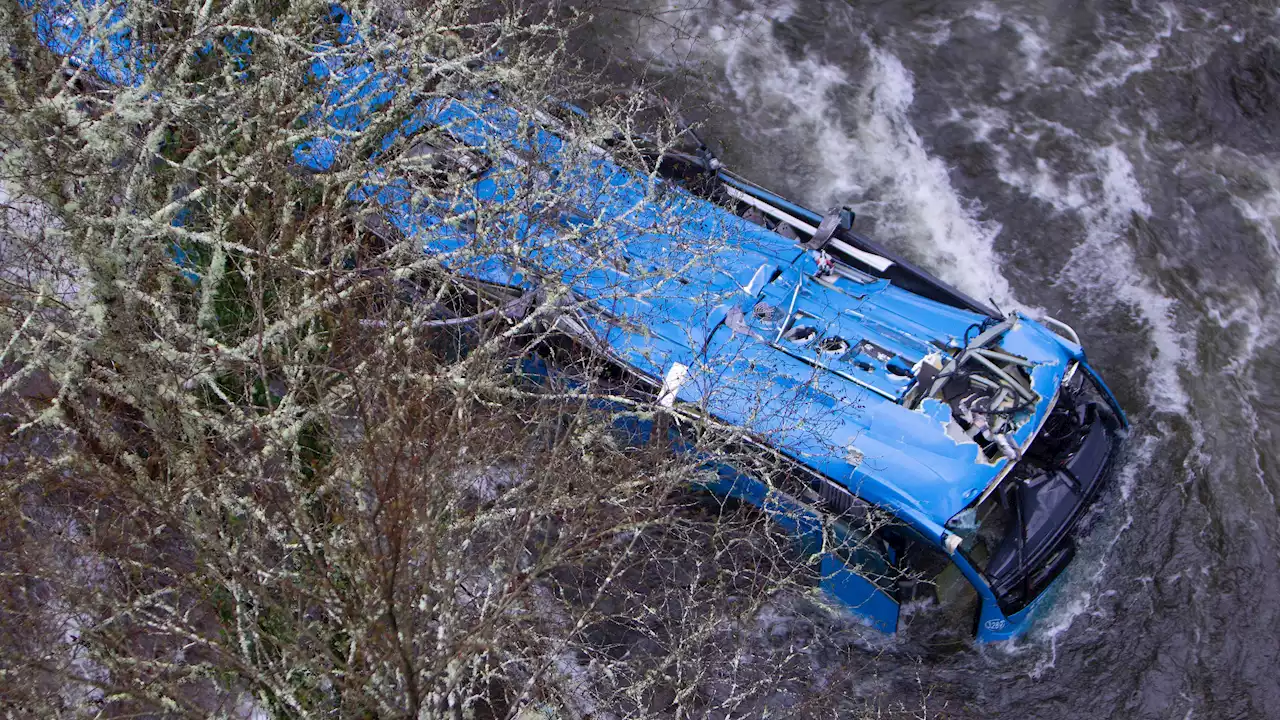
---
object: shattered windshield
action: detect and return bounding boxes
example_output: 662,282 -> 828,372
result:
947,491 -> 1012,575
946,367 -> 1122,614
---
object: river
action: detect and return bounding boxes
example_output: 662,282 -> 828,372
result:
578,1 -> 1280,717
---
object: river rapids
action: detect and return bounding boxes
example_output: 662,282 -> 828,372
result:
578,1 -> 1280,717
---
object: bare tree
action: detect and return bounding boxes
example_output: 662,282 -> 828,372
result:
0,1 -> 935,718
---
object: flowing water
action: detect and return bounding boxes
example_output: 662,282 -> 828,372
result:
580,1 -> 1280,716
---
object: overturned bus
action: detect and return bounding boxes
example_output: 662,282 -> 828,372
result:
28,1 -> 1128,642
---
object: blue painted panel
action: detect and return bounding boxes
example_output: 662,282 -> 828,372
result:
1082,361 -> 1130,429
22,0 -> 150,86
820,554 -> 899,634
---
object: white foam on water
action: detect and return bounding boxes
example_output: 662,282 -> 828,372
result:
633,0 -> 796,68
1204,292 -> 1273,378
967,2 -> 1004,33
1028,590 -> 1092,679
850,47 -> 1015,307
1012,19 -> 1049,79
1061,146 -> 1191,412
1220,169 -> 1280,507
1237,375 -> 1279,508
1224,168 -> 1280,365
634,0 -> 1017,307
989,139 -> 1192,415
716,34 -> 864,203
1082,3 -> 1178,94
907,17 -> 952,48
965,5 -> 1064,89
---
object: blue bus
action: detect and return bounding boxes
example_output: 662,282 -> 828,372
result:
25,0 -> 1128,642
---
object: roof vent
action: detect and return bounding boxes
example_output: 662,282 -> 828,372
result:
816,336 -> 849,356
783,325 -> 817,344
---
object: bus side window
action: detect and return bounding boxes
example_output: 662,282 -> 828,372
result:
884,526 -> 977,614
829,517 -> 899,594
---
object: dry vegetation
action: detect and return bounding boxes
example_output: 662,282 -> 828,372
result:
0,0 -> 942,717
